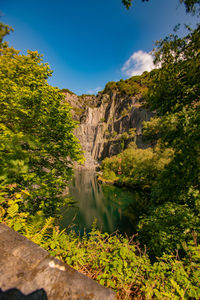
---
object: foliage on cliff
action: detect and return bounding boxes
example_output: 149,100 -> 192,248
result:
0,23 -> 83,216
60,88 -> 75,95
103,71 -> 153,98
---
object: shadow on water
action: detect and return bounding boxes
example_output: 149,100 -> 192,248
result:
60,170 -> 149,236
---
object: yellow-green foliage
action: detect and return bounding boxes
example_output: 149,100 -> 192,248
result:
61,88 -> 75,95
103,71 -> 153,97
1,193 -> 200,299
101,156 -> 121,177
0,24 -> 83,216
101,142 -> 173,189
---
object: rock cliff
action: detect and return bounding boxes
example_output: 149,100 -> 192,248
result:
63,74 -> 154,169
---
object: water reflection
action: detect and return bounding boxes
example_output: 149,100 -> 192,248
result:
60,170 -> 148,235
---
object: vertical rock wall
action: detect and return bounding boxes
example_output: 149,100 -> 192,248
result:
65,91 -> 154,169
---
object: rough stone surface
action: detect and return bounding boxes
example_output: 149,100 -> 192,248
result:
65,91 -> 154,169
0,224 -> 115,300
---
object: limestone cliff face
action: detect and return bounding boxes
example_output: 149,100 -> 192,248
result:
64,91 -> 154,169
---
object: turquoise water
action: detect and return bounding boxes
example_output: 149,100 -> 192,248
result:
60,170 -> 148,235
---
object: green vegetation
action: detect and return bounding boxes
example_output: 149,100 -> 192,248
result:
128,128 -> 136,138
73,107 -> 85,116
103,71 -> 152,98
79,93 -> 95,97
61,88 -> 75,95
1,197 -> 200,299
74,94 -> 98,116
0,23 -> 83,216
101,142 -> 173,189
101,24 -> 200,263
121,108 -> 129,117
103,129 -> 135,144
122,0 -> 200,14
100,117 -> 106,123
1,0 -> 200,296
138,24 -> 200,258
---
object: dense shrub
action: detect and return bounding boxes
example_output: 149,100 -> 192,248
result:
101,142 -> 173,189
138,202 -> 200,257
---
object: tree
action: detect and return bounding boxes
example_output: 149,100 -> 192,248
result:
122,0 -> 200,14
122,0 -> 148,10
138,25 -> 200,256
121,0 -> 200,258
0,24 -> 83,215
143,25 -> 200,204
180,0 -> 200,13
0,22 -> 13,44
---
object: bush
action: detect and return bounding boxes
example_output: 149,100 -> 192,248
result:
101,156 -> 121,175
101,142 -> 173,189
104,81 -> 117,92
102,169 -> 118,181
138,202 -> 200,257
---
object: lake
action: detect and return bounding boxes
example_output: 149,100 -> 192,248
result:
60,170 -> 148,235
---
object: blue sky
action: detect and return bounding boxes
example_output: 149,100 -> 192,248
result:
1,0 -> 198,95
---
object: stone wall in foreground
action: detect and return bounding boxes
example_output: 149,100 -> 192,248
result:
0,224 -> 115,300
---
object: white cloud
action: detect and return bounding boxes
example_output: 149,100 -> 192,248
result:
121,50 -> 155,77
86,86 -> 102,95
